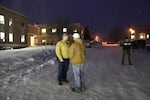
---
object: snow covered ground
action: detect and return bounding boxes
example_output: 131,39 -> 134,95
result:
0,45 -> 150,100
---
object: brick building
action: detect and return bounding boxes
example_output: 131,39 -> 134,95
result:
129,25 -> 150,40
35,23 -> 84,45
27,24 -> 41,46
0,6 -> 85,48
0,6 -> 28,49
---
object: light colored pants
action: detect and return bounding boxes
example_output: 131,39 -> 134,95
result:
72,64 -> 84,90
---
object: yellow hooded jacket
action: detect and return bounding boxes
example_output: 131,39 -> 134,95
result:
69,39 -> 86,64
55,40 -> 70,61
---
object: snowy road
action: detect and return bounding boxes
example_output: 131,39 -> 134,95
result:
0,46 -> 150,100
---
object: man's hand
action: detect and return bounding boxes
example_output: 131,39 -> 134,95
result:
60,59 -> 64,62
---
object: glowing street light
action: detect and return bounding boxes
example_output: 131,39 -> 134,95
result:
95,36 -> 100,42
129,28 -> 135,34
129,28 -> 136,40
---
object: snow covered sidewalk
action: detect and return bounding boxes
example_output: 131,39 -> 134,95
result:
0,46 -> 150,100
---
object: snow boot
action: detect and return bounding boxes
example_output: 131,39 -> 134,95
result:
71,87 -> 82,93
58,81 -> 63,86
63,80 -> 69,83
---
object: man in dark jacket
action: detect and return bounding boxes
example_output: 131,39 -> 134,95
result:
121,37 -> 132,65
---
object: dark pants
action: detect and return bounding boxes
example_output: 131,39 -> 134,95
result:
122,49 -> 131,65
58,59 -> 69,82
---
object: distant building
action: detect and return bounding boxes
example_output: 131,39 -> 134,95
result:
27,24 -> 41,46
0,6 -> 28,49
37,24 -> 56,45
129,25 -> 150,40
36,23 -> 84,45
0,6 -> 85,48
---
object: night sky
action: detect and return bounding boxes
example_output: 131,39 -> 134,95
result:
0,0 -> 150,35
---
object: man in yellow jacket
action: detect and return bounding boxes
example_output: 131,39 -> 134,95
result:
69,33 -> 86,92
55,33 -> 70,85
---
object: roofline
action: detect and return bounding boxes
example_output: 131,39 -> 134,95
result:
0,5 -> 27,18
47,23 -> 83,26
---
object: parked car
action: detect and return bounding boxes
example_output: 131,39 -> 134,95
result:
133,40 -> 146,49
83,40 -> 91,48
107,41 -> 116,44
0,43 -> 13,50
92,41 -> 102,46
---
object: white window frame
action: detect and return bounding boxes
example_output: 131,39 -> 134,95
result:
41,28 -> 46,33
9,33 -> 13,42
73,29 -> 78,33
63,28 -> 67,32
42,39 -> 46,43
52,28 -> 57,33
9,18 -> 13,26
131,34 -> 135,40
0,32 -> 5,42
0,15 -> 5,24
21,35 -> 25,43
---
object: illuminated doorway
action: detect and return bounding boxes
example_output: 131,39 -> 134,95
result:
30,35 -> 36,46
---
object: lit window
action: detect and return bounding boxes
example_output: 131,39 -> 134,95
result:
73,30 -> 78,32
0,15 -> 5,24
0,32 -> 5,42
131,34 -> 135,40
63,28 -> 67,32
21,35 -> 25,43
52,28 -> 57,33
147,34 -> 149,39
9,33 -> 13,42
9,18 -> 13,26
42,40 -> 46,43
140,34 -> 144,39
42,28 -> 46,33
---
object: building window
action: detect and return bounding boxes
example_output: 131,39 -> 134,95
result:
9,18 -> 13,26
9,33 -> 13,42
42,28 -> 46,33
73,29 -> 78,33
42,40 -> 46,43
21,22 -> 24,27
0,15 -> 5,24
131,34 -> 135,40
52,28 -> 57,33
63,28 -> 67,32
139,33 -> 145,40
21,35 -> 25,43
140,35 -> 144,39
0,32 -> 5,42
147,34 -> 149,39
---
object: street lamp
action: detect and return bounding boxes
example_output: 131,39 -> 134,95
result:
95,36 -> 100,42
129,28 -> 135,34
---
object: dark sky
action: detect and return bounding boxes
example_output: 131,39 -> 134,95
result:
0,0 -> 150,35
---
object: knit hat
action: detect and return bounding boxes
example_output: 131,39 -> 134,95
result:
73,33 -> 80,39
